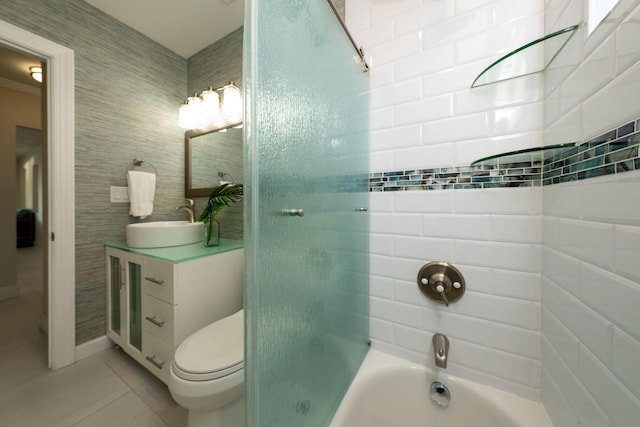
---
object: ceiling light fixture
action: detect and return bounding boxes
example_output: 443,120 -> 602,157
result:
30,66 -> 42,83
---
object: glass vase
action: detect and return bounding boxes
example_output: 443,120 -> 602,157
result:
203,219 -> 220,247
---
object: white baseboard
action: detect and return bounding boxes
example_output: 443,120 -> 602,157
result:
75,335 -> 112,361
0,285 -> 19,301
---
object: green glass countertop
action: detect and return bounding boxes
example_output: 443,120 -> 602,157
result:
106,239 -> 243,263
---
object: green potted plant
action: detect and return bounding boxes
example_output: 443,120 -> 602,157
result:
199,183 -> 243,246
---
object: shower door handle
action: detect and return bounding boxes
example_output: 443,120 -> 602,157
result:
285,209 -> 304,217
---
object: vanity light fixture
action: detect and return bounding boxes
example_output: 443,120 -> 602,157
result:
178,82 -> 242,130
30,66 -> 42,83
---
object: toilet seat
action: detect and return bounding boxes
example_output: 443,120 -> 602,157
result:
173,309 -> 244,382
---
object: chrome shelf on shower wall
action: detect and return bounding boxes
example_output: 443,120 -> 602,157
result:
471,24 -> 579,88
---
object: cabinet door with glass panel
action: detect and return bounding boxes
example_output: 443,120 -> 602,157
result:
106,247 -> 145,357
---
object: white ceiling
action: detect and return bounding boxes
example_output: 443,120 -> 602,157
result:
0,0 -> 244,94
85,0 -> 245,58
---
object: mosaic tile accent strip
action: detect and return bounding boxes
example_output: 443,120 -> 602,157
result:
370,165 -> 542,192
542,120 -> 640,185
370,118 -> 640,192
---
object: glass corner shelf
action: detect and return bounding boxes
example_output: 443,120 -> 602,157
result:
470,143 -> 577,167
471,24 -> 579,88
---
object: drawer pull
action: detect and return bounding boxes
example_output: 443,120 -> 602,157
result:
145,355 -> 165,370
144,276 -> 164,285
145,316 -> 165,327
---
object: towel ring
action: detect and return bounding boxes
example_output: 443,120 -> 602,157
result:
129,158 -> 158,175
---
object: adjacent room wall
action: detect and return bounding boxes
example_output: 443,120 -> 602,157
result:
0,86 -> 40,299
542,1 -> 640,425
348,0 -> 546,400
16,126 -> 43,245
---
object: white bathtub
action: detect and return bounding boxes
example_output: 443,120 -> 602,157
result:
329,350 -> 553,427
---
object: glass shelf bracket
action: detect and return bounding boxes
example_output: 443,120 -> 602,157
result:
471,25 -> 579,88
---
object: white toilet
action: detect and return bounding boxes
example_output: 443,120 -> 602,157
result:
168,309 -> 244,427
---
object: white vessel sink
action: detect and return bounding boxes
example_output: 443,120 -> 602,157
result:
126,221 -> 203,248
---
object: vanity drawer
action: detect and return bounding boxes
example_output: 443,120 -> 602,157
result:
142,260 -> 174,304
142,332 -> 173,384
142,294 -> 175,344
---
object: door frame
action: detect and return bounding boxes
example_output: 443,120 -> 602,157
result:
0,19 -> 75,369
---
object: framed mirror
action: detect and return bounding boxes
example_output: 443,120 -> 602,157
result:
185,121 -> 243,197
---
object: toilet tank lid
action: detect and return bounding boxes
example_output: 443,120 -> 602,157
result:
174,309 -> 244,376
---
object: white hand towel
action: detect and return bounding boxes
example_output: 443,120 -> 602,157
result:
127,171 -> 156,219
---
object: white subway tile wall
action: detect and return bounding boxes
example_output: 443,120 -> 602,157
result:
544,0 -> 640,425
348,0 -> 640,416
349,0 -> 545,400
368,191 -> 545,398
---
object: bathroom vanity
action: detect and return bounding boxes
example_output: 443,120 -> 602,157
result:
105,239 -> 243,383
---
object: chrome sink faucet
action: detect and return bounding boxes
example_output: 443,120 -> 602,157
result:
176,199 -> 195,223
432,333 -> 449,369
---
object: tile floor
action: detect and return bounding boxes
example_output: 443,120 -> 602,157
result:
0,245 -> 188,427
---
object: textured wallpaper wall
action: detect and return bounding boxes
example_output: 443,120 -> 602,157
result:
348,0 -> 546,400
0,0 -> 187,344
188,27 -> 244,240
0,0 -> 341,346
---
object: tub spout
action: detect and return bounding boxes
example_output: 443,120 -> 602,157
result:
432,333 -> 449,369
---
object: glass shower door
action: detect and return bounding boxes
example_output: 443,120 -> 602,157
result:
244,1 -> 370,426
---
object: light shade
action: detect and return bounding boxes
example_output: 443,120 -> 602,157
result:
178,101 -> 190,129
30,66 -> 42,83
200,88 -> 221,124
178,94 -> 205,130
221,82 -> 242,119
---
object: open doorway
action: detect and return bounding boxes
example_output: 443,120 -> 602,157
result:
0,19 -> 75,370
0,45 -> 46,364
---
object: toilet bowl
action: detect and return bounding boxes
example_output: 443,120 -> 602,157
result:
168,309 -> 244,427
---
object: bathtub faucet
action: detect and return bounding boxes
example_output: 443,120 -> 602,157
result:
432,333 -> 449,369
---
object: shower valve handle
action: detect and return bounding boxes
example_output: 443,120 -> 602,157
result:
438,289 -> 449,306
417,262 -> 466,306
